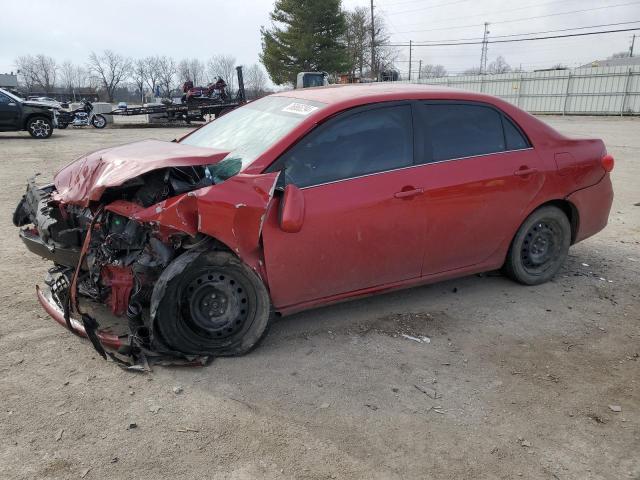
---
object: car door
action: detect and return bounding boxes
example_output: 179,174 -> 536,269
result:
414,101 -> 544,275
0,92 -> 21,129
261,102 -> 428,310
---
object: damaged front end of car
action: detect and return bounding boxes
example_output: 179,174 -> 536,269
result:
13,140 -> 278,370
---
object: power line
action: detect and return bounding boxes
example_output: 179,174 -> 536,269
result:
404,20 -> 640,44
390,0 -> 585,30
385,0 -> 472,16
390,1 -> 640,34
386,27 -> 640,47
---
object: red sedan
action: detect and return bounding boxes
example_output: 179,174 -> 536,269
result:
14,84 -> 614,359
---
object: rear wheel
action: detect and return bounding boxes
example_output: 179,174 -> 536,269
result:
152,251 -> 272,356
27,116 -> 53,138
503,206 -> 571,285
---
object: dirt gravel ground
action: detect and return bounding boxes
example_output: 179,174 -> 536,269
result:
0,117 -> 638,480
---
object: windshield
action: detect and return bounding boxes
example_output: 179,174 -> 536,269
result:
0,88 -> 22,102
181,96 -> 326,170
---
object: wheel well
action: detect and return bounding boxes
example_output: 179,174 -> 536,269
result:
537,199 -> 579,244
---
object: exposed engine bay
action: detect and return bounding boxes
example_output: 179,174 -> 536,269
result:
13,140 -> 279,369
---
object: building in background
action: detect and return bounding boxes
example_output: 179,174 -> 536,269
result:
0,73 -> 18,89
580,57 -> 640,68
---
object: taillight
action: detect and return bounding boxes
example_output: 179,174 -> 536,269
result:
601,154 -> 614,172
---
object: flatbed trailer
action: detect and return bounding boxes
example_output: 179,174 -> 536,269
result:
108,100 -> 241,122
109,65 -> 246,122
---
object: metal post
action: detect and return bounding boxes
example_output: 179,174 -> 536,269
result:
516,73 -> 523,108
408,40 -> 412,81
370,0 -> 376,80
621,67 -> 632,116
418,60 -> 422,80
630,34 -> 636,57
562,72 -> 572,116
479,23 -> 490,74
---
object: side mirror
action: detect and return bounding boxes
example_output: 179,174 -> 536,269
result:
279,184 -> 305,233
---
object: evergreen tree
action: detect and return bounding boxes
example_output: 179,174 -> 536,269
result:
261,0 -> 349,85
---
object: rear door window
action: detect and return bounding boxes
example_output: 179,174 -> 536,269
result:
502,115 -> 531,150
423,103 -> 506,162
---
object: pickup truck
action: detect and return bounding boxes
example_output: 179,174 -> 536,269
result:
0,88 -> 58,138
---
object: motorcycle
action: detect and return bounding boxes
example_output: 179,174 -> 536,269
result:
181,77 -> 228,104
57,100 -> 107,129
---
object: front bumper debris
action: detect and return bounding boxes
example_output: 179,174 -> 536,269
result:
36,283 -> 124,350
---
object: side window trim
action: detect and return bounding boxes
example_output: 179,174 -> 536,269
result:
268,101 -> 417,189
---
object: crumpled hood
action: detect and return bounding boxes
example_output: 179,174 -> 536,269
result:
53,139 -> 231,206
23,101 -> 56,109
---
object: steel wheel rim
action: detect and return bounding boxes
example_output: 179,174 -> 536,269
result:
93,115 -> 105,127
30,119 -> 50,137
520,219 -> 563,275
180,269 -> 250,340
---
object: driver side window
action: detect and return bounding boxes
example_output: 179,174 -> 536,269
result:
0,93 -> 11,104
279,104 -> 413,188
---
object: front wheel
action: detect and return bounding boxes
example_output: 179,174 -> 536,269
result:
91,114 -> 107,128
152,251 -> 272,356
27,116 -> 53,138
503,205 -> 571,285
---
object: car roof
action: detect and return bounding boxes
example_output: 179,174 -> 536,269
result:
272,83 -> 496,107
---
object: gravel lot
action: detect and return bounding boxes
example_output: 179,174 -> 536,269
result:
0,117 -> 638,480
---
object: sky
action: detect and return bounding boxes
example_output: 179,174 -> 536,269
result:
1,0 -> 639,80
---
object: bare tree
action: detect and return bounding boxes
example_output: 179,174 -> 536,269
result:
609,51 -> 631,59
207,54 -> 237,92
15,54 -> 58,91
370,13 -> 396,79
131,58 -> 147,103
244,63 -> 268,98
144,56 -> 162,97
88,50 -> 132,102
345,7 -> 370,78
420,64 -> 447,79
487,55 -> 511,74
462,67 -> 482,75
178,58 -> 205,86
157,56 -> 177,98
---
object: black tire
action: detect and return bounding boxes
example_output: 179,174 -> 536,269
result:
27,116 -> 53,138
91,114 -> 107,129
152,251 -> 272,356
504,205 -> 571,285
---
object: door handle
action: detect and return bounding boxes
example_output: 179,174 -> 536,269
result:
514,167 -> 538,176
394,188 -> 424,199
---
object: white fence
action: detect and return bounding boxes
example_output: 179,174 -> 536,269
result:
411,65 -> 640,115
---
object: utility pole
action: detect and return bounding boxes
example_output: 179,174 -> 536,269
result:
371,0 -> 376,80
630,34 -> 636,57
479,22 -> 490,74
418,60 -> 422,80
408,40 -> 413,81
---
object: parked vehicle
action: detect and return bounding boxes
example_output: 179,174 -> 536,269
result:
0,88 -> 58,138
57,100 -> 107,129
181,77 -> 229,103
13,84 -> 614,360
296,71 -> 329,88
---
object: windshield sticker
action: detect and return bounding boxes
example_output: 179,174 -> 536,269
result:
282,103 -> 319,115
